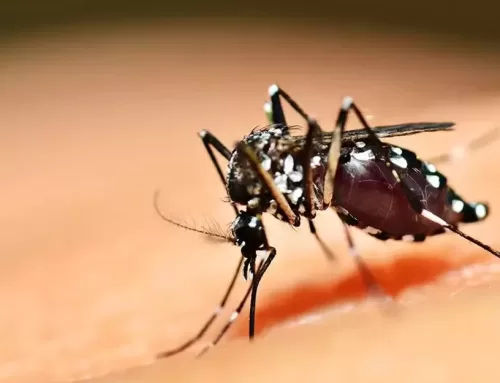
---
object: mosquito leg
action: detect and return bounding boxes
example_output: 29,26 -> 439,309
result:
249,247 -> 277,339
237,141 -> 294,340
342,223 -> 391,301
155,130 -> 244,359
156,257 -> 244,358
421,210 -> 500,258
195,255 -> 271,357
301,122 -> 337,260
267,84 -> 314,122
265,84 -> 287,126
196,280 -> 253,358
426,127 -> 500,165
199,129 -> 239,215
321,98 -> 390,295
265,84 -> 337,260
265,85 -> 318,211
308,219 -> 335,261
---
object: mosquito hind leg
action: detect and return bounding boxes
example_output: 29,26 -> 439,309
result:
426,127 -> 500,166
333,96 -> 500,259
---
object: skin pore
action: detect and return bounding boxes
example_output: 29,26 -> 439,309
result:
2,21 -> 500,383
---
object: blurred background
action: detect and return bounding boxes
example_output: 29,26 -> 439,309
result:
3,0 -> 500,45
2,1 -> 500,383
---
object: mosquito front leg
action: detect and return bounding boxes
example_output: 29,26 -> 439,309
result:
156,131 -> 243,359
199,130 -> 238,215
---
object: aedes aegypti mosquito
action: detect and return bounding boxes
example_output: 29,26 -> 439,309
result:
155,84 -> 500,358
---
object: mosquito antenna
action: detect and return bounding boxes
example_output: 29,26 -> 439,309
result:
153,189 -> 235,244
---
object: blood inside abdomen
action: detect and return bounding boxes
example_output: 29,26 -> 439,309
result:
334,158 -> 454,236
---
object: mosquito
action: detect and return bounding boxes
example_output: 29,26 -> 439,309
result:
155,84 -> 499,358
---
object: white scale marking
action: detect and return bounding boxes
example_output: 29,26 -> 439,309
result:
288,171 -> 303,183
426,175 -> 441,188
475,204 -> 488,219
351,149 -> 375,161
274,173 -> 289,193
248,197 -> 260,209
452,199 -> 465,213
311,156 -> 321,167
248,217 -> 258,228
342,96 -> 353,110
422,209 -> 449,227
391,147 -> 403,155
289,187 -> 303,205
261,155 -> 271,171
425,162 -> 437,173
391,169 -> 401,182
272,128 -> 282,136
364,226 -> 381,235
269,84 -> 279,96
263,102 -> 272,115
284,155 -> 295,174
390,155 -> 408,169
355,141 -> 366,148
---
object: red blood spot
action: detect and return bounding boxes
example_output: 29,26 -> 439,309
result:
233,252 -> 489,337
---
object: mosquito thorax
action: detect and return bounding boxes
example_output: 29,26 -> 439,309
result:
226,125 -> 311,222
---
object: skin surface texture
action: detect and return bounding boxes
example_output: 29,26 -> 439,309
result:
1,21 -> 500,383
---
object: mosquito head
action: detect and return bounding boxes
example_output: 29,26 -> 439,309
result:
231,212 -> 267,255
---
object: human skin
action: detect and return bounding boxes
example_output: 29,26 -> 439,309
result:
2,21 -> 500,383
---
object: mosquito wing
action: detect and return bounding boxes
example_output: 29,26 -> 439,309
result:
341,122 -> 455,142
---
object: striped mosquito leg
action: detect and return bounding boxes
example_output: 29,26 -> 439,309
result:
265,84 -> 335,261
196,256 -> 270,357
156,257 -> 244,358
420,209 -> 500,258
342,222 -> 390,301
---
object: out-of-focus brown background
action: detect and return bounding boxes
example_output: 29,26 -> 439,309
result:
2,3 -> 500,383
4,0 -> 500,45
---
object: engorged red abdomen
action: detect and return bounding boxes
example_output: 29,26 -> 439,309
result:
333,156 -> 459,236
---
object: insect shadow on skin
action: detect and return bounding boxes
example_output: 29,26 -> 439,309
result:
154,84 -> 500,358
